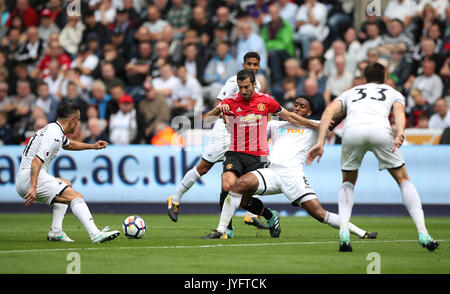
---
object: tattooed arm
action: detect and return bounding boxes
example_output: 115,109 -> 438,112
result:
24,156 -> 43,206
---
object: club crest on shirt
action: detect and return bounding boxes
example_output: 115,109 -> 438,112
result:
226,164 -> 233,169
257,103 -> 265,111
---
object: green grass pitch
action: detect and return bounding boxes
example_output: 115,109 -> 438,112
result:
0,213 -> 448,274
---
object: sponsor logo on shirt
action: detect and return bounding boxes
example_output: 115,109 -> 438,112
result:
239,114 -> 262,123
277,128 -> 305,135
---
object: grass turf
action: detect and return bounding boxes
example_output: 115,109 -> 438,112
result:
0,213 -> 448,274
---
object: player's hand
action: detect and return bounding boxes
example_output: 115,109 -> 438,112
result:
24,187 -> 37,207
93,140 -> 108,150
392,133 -> 405,152
306,143 -> 324,166
219,104 -> 234,116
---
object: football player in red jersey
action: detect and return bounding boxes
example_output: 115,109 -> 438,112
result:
203,69 -> 319,239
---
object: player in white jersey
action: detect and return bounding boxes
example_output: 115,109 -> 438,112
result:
306,63 -> 439,252
16,101 -> 120,243
205,97 -> 377,239
168,52 -> 268,230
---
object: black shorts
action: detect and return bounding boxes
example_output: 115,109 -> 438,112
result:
222,151 -> 269,177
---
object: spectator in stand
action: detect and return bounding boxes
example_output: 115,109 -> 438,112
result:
389,44 -> 413,89
101,42 -> 127,83
376,19 -> 414,59
47,0 -> 66,29
272,0 -> 298,29
408,88 -> 434,127
37,8 -> 60,47
106,83 -> 126,120
31,39 -> 71,80
203,41 -> 237,104
0,28 -> 22,64
59,15 -> 85,57
3,79 -> 36,143
14,26 -> 45,71
323,54 -> 354,106
406,58 -> 444,110
152,62 -> 181,106
84,117 -> 109,144
301,56 -> 327,96
213,6 -> 235,39
429,98 -> 450,130
100,61 -> 124,93
167,0 -> 191,39
410,37 -> 444,77
141,5 -> 173,44
94,0 -> 116,26
150,122 -> 185,146
236,18 -> 268,74
189,5 -> 214,48
89,80 -> 111,120
70,43 -> 99,92
5,0 -> 38,29
81,9 -> 109,49
261,3 -> 295,84
302,77 -> 325,120
125,40 -> 154,102
42,60 -> 64,99
109,7 -> 135,44
171,64 -> 203,119
294,0 -> 328,61
416,113 -> 430,128
180,43 -> 207,86
358,22 -> 383,62
324,40 -> 357,77
109,94 -> 138,145
63,81 -> 88,123
246,0 -> 269,27
382,0 -> 416,28
151,40 -> 175,79
344,27 -> 362,62
276,77 -> 298,111
0,81 -> 9,111
34,82 -> 59,123
271,58 -> 303,101
136,77 -> 171,144
0,111 -> 13,145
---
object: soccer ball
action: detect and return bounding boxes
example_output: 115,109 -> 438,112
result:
122,215 -> 147,239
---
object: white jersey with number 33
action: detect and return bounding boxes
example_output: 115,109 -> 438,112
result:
336,83 -> 405,131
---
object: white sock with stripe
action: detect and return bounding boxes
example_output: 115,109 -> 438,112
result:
51,203 -> 68,232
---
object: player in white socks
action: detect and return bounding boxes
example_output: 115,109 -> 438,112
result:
15,101 -> 120,243
207,97 -> 377,240
306,63 -> 439,252
168,52 -> 268,231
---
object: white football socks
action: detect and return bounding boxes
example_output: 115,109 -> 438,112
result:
50,203 -> 68,232
400,180 -> 428,235
324,211 -> 366,238
173,167 -> 201,203
338,182 -> 355,235
217,191 -> 242,233
70,198 -> 100,238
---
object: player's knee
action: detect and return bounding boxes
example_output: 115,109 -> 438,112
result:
234,177 -> 253,194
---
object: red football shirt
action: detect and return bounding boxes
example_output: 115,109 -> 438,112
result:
221,92 -> 282,156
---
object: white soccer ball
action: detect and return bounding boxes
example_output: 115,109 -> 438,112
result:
122,215 -> 147,239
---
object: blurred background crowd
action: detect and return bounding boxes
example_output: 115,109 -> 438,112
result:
0,0 -> 448,146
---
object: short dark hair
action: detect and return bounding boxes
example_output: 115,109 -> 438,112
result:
237,69 -> 255,84
363,62 -> 385,84
57,101 -> 79,120
298,96 -> 314,112
243,52 -> 260,62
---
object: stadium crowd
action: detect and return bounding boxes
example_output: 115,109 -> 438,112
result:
0,0 -> 448,146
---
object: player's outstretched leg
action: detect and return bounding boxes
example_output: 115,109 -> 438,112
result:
169,161 -> 213,222
55,187 -> 119,243
300,198 -> 377,239
389,167 -> 439,251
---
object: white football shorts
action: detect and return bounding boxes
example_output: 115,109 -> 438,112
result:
202,118 -> 230,163
341,125 -> 405,171
251,165 -> 317,206
16,169 -> 69,206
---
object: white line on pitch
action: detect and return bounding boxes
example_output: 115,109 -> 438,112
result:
0,239 -> 446,254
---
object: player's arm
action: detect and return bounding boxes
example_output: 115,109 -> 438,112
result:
24,156 -> 43,206
277,108 -> 320,129
63,140 -> 108,151
392,102 -> 406,152
329,109 -> 346,131
305,100 -> 343,165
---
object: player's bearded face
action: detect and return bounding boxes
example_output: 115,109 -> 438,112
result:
238,78 -> 255,101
